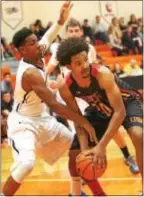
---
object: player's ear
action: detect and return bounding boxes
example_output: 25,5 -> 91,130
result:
67,64 -> 72,70
19,45 -> 25,54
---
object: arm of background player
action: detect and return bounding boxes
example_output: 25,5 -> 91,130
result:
39,1 -> 72,53
98,67 -> 126,148
59,83 -> 98,150
22,68 -> 96,141
88,44 -> 97,64
45,45 -> 59,75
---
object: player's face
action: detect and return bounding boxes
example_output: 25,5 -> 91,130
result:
20,34 -> 42,60
70,51 -> 90,78
66,26 -> 83,38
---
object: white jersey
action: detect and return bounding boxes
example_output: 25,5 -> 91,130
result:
13,59 -> 48,117
12,22 -> 62,117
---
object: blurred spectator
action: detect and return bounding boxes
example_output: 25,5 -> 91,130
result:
45,21 -> 53,32
1,113 -> 8,143
82,19 -> 95,44
29,24 -> 40,40
107,26 -> 129,56
1,91 -> 13,116
137,17 -> 143,29
94,15 -> 109,43
128,14 -> 139,33
1,45 -> 5,61
1,91 -> 13,143
1,37 -> 13,59
123,59 -> 142,76
29,24 -> 36,32
113,63 -> 125,77
96,54 -> 104,65
1,72 -> 13,95
119,17 -> 127,32
122,25 -> 142,54
138,25 -> 143,42
34,19 -> 45,38
110,17 -> 122,40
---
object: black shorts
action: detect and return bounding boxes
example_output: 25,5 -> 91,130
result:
70,98 -> 143,150
123,98 -> 143,130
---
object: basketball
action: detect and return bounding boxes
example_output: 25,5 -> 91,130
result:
76,150 -> 107,181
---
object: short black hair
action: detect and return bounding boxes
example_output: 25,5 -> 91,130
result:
57,37 -> 89,66
12,27 -> 33,49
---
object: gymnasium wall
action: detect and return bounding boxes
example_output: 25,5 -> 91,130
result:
1,1 -> 142,43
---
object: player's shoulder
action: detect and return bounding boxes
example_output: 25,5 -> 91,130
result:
91,64 -> 113,80
65,72 -> 73,87
98,65 -> 115,86
98,65 -> 111,74
90,63 -> 100,77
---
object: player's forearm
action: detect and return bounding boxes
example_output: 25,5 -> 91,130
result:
98,109 -> 126,148
33,85 -> 89,126
39,23 -> 62,49
50,101 -> 90,126
46,54 -> 59,75
75,126 -> 89,151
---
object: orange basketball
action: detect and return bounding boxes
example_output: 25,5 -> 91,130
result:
76,150 -> 107,181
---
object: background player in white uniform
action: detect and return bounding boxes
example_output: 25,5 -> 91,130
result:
1,2 -> 97,196
47,18 -> 97,76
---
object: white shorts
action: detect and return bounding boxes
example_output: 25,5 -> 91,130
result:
7,111 -> 74,166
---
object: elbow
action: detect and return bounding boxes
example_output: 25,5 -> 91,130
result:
49,101 -> 66,118
120,106 -> 126,121
49,101 -> 59,112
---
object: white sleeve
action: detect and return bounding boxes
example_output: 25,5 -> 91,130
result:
49,53 -> 59,67
39,23 -> 62,51
49,42 -> 60,66
44,43 -> 59,74
88,44 -> 97,64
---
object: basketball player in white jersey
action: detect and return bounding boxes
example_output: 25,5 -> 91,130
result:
47,18 -> 97,76
1,2 -> 98,196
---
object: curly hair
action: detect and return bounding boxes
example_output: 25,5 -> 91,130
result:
12,27 -> 33,49
57,37 -> 89,66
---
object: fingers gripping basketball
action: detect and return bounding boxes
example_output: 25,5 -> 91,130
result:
76,150 -> 107,181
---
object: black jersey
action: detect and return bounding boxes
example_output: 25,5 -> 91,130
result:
66,64 -> 142,118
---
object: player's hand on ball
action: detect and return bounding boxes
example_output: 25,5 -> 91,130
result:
58,1 -> 73,25
84,145 -> 107,169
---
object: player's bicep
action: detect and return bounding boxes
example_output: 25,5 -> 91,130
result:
100,68 -> 125,112
106,82 -> 124,112
22,68 -> 57,104
23,68 -> 46,90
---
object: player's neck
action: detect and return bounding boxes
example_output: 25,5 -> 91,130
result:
23,58 -> 44,69
23,57 -> 37,65
72,74 -> 91,88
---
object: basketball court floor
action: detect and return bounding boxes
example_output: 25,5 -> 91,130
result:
1,128 -> 142,196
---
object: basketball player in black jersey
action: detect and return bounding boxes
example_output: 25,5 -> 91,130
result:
57,38 -> 143,195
